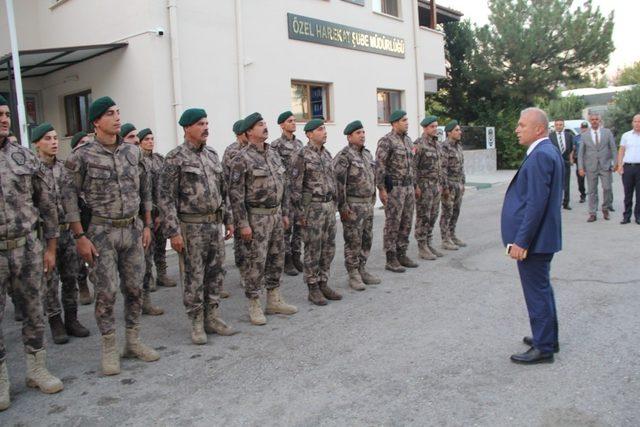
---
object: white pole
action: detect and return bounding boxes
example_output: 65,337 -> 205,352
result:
4,0 -> 29,147
167,0 -> 183,145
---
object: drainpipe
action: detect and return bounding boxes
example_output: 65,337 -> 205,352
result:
234,0 -> 246,117
411,0 -> 423,133
168,0 -> 183,143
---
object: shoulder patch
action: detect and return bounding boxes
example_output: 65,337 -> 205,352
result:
11,151 -> 26,166
126,151 -> 138,166
291,167 -> 299,178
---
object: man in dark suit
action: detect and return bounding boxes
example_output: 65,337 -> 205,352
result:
549,119 -> 575,209
501,108 -> 563,364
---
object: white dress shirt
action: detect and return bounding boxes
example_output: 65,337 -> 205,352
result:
590,127 -> 601,144
527,137 -> 547,156
621,130 -> 640,163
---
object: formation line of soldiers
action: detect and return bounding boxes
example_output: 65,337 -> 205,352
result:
0,94 -> 465,411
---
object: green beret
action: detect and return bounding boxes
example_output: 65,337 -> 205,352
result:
420,115 -> 438,127
343,120 -> 363,135
389,110 -> 406,123
179,108 -> 207,127
137,128 -> 152,141
0,95 -> 7,106
30,123 -> 55,143
444,120 -> 459,133
232,120 -> 244,135
304,118 -> 324,133
89,96 -> 116,122
242,112 -> 263,132
120,123 -> 136,138
70,131 -> 88,148
277,111 -> 294,124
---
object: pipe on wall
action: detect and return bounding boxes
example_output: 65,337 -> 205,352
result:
168,0 -> 183,143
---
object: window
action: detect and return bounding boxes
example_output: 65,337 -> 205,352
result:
377,89 -> 403,123
64,90 -> 93,136
342,0 -> 365,5
291,81 -> 331,122
373,0 -> 401,17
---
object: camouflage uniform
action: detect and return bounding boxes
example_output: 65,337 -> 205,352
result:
440,138 -> 466,241
222,140 -> 248,282
333,143 -> 376,273
375,131 -> 415,255
141,151 -> 165,291
228,143 -> 287,299
0,138 -> 59,361
291,143 -> 336,286
62,138 -> 151,335
159,142 -> 230,318
271,133 -> 303,260
413,134 -> 445,246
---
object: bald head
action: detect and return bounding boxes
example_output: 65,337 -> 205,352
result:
516,108 -> 549,147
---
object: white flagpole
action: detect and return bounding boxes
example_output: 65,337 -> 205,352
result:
4,0 -> 29,147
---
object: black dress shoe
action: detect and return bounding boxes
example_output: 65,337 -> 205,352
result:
523,336 -> 559,353
563,205 -> 572,210
609,207 -> 615,212
510,347 -> 554,364
621,218 -> 631,224
579,197 -> 585,203
636,218 -> 640,225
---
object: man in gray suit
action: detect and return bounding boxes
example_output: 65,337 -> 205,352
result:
578,112 -> 618,222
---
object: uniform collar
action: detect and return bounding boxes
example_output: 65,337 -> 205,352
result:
307,141 -> 325,153
348,142 -> 364,152
185,139 -> 205,153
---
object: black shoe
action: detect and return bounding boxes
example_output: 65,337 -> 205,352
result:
563,205 -> 572,210
579,196 -> 586,203
523,336 -> 559,353
609,207 -> 615,212
510,347 -> 554,364
621,218 -> 631,224
636,218 -> 640,225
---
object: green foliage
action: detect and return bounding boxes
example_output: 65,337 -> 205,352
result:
614,61 -> 640,86
542,95 -> 587,120
606,85 -> 640,136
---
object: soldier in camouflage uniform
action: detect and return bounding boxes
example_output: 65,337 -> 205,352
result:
375,110 -> 419,272
0,95 -> 63,410
439,120 -> 467,249
333,120 -> 381,291
222,120 -> 248,292
62,97 -> 160,375
228,112 -> 298,325
159,108 -> 236,344
291,119 -> 342,305
413,115 -> 447,259
271,111 -> 304,276
32,124 -> 91,346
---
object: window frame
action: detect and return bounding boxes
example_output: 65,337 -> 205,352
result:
376,88 -> 404,124
373,0 -> 402,19
291,80 -> 333,123
63,89 -> 93,137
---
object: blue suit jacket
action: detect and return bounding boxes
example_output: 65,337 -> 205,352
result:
501,139 -> 563,254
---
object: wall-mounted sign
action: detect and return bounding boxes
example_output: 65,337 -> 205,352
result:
287,13 -> 405,58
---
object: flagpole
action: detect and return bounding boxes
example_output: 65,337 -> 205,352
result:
4,0 -> 29,147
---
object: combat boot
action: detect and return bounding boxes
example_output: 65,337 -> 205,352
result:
78,278 -> 93,305
101,333 -> 120,376
204,306 -> 237,336
248,298 -> 267,325
442,239 -> 459,251
359,267 -> 381,285
397,252 -> 418,268
307,284 -> 327,306
427,242 -> 444,257
156,272 -> 177,288
64,309 -> 90,338
25,350 -> 63,394
292,252 -> 304,272
284,254 -> 299,276
191,312 -> 207,344
122,327 -> 160,362
142,290 -> 164,316
452,236 -> 467,247
266,288 -> 298,315
385,252 -> 406,273
219,287 -> 230,299
418,242 -> 437,260
348,270 -> 366,291
48,314 -> 69,345
0,361 -> 10,411
319,282 -> 342,300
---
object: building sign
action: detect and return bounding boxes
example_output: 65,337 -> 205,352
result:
287,13 -> 405,58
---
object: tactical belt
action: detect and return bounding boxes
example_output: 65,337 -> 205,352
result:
0,230 -> 37,251
391,178 -> 413,186
91,215 -> 136,228
310,194 -> 334,203
178,211 -> 222,224
347,196 -> 373,203
59,223 -> 70,232
248,206 -> 280,215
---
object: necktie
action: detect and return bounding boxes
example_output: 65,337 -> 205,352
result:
558,133 -> 565,153
595,130 -> 599,146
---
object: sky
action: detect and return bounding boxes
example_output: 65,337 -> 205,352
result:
441,0 -> 639,78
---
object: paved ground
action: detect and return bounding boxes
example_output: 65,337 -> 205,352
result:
1,168 -> 638,426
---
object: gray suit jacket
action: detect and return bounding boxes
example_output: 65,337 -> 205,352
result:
577,127 -> 617,173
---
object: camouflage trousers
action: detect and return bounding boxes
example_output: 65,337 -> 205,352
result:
302,201 -> 336,285
42,229 -> 80,318
153,225 -> 169,275
178,222 -> 224,318
383,185 -> 414,253
341,202 -> 374,272
0,232 -> 45,361
440,182 -> 464,241
415,180 -> 441,244
243,212 -> 284,299
283,213 -> 302,256
87,219 -> 144,335
233,226 -> 248,281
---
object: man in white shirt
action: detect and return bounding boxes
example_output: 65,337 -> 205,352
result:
616,114 -> 640,224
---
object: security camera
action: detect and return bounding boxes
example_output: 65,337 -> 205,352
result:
155,27 -> 165,36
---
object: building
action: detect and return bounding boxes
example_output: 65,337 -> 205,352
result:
561,85 -> 637,119
1,0 -> 463,160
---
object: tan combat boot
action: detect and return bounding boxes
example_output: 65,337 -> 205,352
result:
78,278 -> 93,305
308,284 -> 327,306
142,290 -> 164,316
219,286 -> 231,299
397,252 -> 419,268
25,350 -> 63,394
359,266 -> 381,285
191,312 -> 207,344
452,236 -> 467,247
265,288 -> 298,315
0,361 -> 10,411
156,272 -> 177,288
122,327 -> 160,361
418,242 -> 437,260
385,252 -> 406,273
427,242 -> 444,257
101,333 -> 120,376
442,239 -> 459,251
248,298 -> 267,325
319,282 -> 342,300
348,270 -> 366,291
204,306 -> 237,335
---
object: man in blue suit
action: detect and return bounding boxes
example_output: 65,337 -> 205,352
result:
501,108 -> 563,364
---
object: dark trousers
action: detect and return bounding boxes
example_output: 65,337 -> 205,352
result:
562,161 -> 571,206
622,163 -> 640,220
517,253 -> 558,353
576,167 -> 586,198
